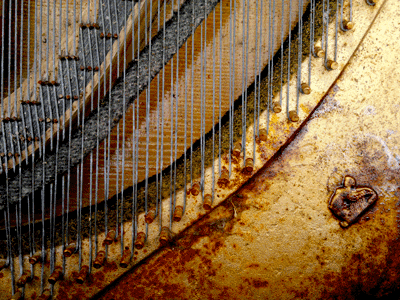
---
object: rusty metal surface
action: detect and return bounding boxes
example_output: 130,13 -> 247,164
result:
99,0 -> 400,298
0,0 -> 387,298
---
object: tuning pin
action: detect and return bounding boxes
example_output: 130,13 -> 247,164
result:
120,247 -> 131,268
159,227 -> 170,246
244,158 -> 254,173
203,194 -> 212,211
314,46 -> 325,58
258,128 -> 268,141
326,60 -> 338,70
16,270 -> 32,287
76,265 -> 89,284
301,83 -> 311,95
93,251 -> 106,269
145,209 -> 156,224
218,167 -> 230,187
289,110 -> 299,122
173,206 -> 183,222
232,142 -> 242,158
104,230 -> 116,245
272,102 -> 282,113
48,267 -> 63,284
191,182 -> 201,196
63,243 -> 76,257
29,252 -> 41,265
342,20 -> 354,30
134,232 -> 146,249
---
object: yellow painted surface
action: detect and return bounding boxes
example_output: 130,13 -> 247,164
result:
100,0 -> 400,298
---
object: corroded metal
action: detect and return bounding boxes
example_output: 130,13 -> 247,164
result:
63,243 -> 76,257
327,60 -> 339,70
48,267 -> 63,284
16,270 -> 31,287
93,251 -> 106,269
104,230 -> 116,245
76,266 -> 89,284
173,206 -> 184,222
203,195 -> 213,211
145,210 -> 157,224
134,232 -> 146,250
329,175 -> 378,228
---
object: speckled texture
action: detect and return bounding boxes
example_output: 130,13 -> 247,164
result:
99,1 -> 400,298
0,0 -> 219,209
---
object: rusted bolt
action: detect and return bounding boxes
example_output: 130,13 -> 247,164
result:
53,119 -> 58,123
134,232 -> 146,249
289,111 -> 299,122
145,209 -> 156,224
0,153 -> 4,157
38,289 -> 51,300
191,182 -> 201,196
342,20 -> 354,30
11,290 -> 23,300
8,152 -> 12,157
106,33 -> 112,39
232,142 -> 242,158
203,194 -> 212,211
79,23 -> 86,28
93,23 -> 100,30
120,247 -> 131,268
16,270 -> 32,287
326,60 -> 338,70
46,118 -> 51,123
88,23 -> 94,29
113,33 -> 118,39
301,83 -> 311,95
104,229 -> 116,245
259,128 -> 268,141
93,251 -> 106,269
100,32 -> 105,38
48,266 -> 63,284
244,158 -> 254,173
29,252 -> 40,265
76,265 -> 89,284
80,66 -> 85,71
173,206 -> 183,222
35,137 -> 40,141
159,226 -> 170,246
66,95 -> 71,100
27,137 -> 32,142
329,175 -> 378,227
314,46 -> 325,58
218,167 -> 230,187
58,55 -> 65,60
87,66 -> 92,71
272,102 -> 282,113
73,95 -> 78,100
63,243 -> 76,257
94,66 -> 99,71
14,153 -> 20,158
50,80 -> 57,86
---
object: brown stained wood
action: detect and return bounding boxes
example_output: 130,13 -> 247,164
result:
66,0 -> 308,213
1,0 -> 176,171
